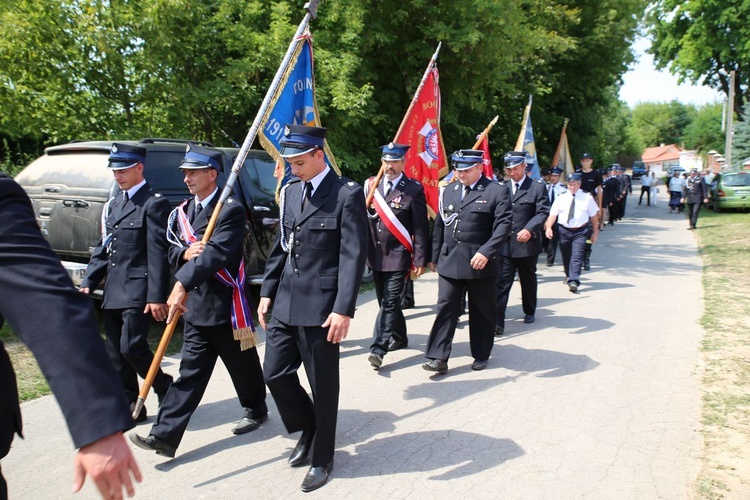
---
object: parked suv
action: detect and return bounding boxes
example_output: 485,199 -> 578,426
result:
631,161 -> 647,179
14,138 -> 280,293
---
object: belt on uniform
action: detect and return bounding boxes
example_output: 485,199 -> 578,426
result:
561,224 -> 587,230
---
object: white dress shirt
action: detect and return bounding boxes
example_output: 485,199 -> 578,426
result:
549,189 -> 599,228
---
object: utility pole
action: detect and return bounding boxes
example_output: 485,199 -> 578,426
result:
725,70 -> 735,169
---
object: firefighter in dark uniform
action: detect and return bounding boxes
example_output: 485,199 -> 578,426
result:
575,152 -> 602,271
365,143 -> 430,369
130,143 -> 267,458
423,149 -> 512,374
80,143 -> 173,421
258,125 -> 368,492
682,168 -> 709,230
602,166 -> 621,226
495,151 -> 549,335
1,173 -> 141,499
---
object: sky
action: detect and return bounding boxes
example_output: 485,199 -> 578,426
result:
619,37 -> 725,108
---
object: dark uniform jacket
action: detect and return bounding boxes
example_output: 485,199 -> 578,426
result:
500,176 -> 549,258
683,175 -> 708,203
168,193 -> 245,327
0,174 -> 132,458
366,175 -> 430,272
431,176 -> 512,280
261,169 -> 368,326
81,183 -> 171,309
603,176 -> 621,206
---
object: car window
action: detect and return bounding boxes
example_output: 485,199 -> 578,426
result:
143,151 -> 190,205
723,174 -> 750,187
237,156 -> 278,200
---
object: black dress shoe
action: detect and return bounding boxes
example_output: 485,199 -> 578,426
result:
289,429 -> 315,467
422,359 -> 448,374
129,433 -> 176,458
129,402 -> 147,423
387,338 -> 408,352
494,325 -> 504,336
300,462 -> 333,492
401,301 -> 415,310
471,360 -> 487,371
523,314 -> 535,324
232,413 -> 268,435
368,352 -> 383,369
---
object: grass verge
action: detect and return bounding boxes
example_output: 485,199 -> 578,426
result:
693,209 -> 750,498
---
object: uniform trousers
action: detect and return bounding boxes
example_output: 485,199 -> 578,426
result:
371,269 -> 409,355
103,308 -> 171,402
496,255 -> 538,329
545,225 -> 559,266
264,320 -> 339,466
426,274 -> 496,363
687,201 -> 703,228
558,225 -> 588,285
401,276 -> 415,308
151,321 -> 267,448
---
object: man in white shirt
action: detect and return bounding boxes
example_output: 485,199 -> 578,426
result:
544,173 -> 599,293
638,170 -> 653,206
544,167 -> 566,266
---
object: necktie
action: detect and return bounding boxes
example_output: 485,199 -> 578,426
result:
567,194 -> 576,224
462,185 -> 470,201
123,191 -> 129,202
550,186 -> 556,203
514,182 -> 520,195
384,181 -> 392,198
301,182 -> 312,211
191,203 -> 202,223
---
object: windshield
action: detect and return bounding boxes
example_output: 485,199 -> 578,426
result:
723,173 -> 750,187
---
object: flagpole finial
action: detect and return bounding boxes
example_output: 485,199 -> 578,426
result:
304,0 -> 321,18
490,115 -> 499,126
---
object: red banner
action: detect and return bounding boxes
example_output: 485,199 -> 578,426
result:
395,66 -> 448,214
479,135 -> 494,179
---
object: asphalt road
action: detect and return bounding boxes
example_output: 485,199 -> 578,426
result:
4,192 -> 706,499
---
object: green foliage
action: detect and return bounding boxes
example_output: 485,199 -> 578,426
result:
0,0 -> 647,179
627,100 -> 696,151
732,106 -> 750,167
683,103 -> 725,154
647,0 -> 749,115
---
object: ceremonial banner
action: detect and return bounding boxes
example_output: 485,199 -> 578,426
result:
478,134 -> 494,179
551,118 -> 574,176
258,31 -> 339,191
515,96 -> 541,180
395,66 -> 448,214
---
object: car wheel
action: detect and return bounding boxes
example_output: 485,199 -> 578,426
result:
361,265 -> 374,283
713,201 -> 721,213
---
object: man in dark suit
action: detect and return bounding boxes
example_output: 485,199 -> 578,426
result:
423,149 -> 512,374
0,173 -> 141,499
495,151 -> 549,335
681,168 -> 709,230
80,143 -> 173,421
258,125 -> 368,492
365,143 -> 430,369
602,167 -> 621,226
130,143 -> 267,458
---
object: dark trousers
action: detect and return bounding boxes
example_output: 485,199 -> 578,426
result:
620,193 -> 628,218
151,322 -> 267,448
426,274 -> 496,363
545,226 -> 559,265
371,269 -> 409,355
559,225 -> 588,285
687,201 -> 703,228
639,186 -> 651,205
103,308 -> 171,402
496,255 -> 538,329
400,276 -> 415,308
264,320 -> 339,466
607,203 -> 617,225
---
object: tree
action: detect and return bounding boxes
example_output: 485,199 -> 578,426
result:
647,0 -> 750,116
627,100 -> 695,151
682,103 -> 724,154
732,106 -> 750,168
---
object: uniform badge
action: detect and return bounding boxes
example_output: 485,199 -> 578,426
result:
284,125 -> 291,137
111,144 -> 118,153
348,181 -> 355,186
185,143 -> 191,153
475,200 -> 487,204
